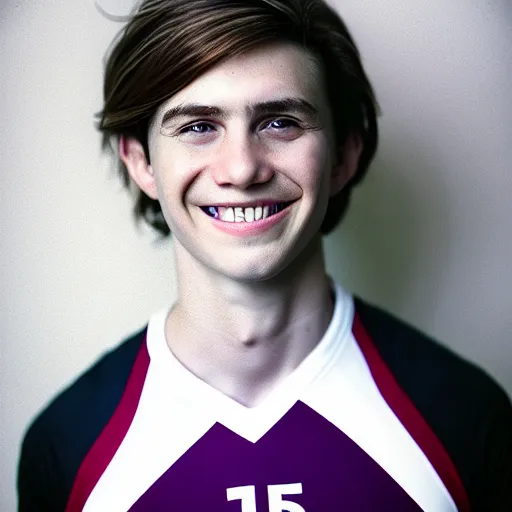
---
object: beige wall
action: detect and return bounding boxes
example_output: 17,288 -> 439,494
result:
1,1 -> 511,509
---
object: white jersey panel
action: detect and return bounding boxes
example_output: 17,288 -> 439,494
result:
82,279 -> 457,512
301,330 -> 457,511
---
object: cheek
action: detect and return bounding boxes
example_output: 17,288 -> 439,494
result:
288,136 -> 332,192
151,146 -> 198,204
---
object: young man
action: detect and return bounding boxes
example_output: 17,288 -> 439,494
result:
18,0 -> 512,511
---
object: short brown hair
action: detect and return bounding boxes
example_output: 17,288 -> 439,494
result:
97,0 -> 379,236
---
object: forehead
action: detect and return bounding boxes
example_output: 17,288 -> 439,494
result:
154,42 -> 326,118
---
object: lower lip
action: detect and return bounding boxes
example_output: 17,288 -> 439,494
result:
205,205 -> 294,236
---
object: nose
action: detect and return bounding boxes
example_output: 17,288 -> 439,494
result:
211,131 -> 274,189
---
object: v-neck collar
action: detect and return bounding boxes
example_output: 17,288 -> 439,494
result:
146,278 -> 354,442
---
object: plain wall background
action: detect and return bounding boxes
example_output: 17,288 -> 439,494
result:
1,0 -> 511,509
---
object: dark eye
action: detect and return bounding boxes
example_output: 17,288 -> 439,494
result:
265,118 -> 300,130
181,122 -> 214,134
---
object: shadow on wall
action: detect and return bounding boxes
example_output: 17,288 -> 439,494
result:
325,145 -> 453,321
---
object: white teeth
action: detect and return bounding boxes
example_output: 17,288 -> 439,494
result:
244,207 -> 255,222
222,207 -> 235,222
234,207 -> 245,223
213,204 -> 285,222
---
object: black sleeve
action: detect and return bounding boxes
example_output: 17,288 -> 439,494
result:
478,385 -> 512,512
17,327 -> 146,512
18,419 -> 67,512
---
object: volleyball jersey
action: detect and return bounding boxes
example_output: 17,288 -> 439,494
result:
18,282 -> 512,511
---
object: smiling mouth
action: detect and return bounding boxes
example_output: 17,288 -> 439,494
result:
200,202 -> 295,223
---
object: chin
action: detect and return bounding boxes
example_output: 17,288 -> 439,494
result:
211,259 -> 290,284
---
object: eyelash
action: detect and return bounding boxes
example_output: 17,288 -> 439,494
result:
180,123 -> 214,135
179,118 -> 300,135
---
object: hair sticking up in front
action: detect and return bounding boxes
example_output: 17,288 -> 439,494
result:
97,0 -> 379,236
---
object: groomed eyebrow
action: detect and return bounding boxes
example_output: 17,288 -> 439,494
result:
160,97 -> 319,126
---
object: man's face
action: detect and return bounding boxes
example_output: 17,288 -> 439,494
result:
128,42 -> 358,282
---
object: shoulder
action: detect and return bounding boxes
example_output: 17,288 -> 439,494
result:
24,326 -> 146,443
18,327 -> 147,512
354,297 -> 512,510
354,297 -> 510,413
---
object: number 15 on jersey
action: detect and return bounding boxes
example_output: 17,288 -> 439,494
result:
227,483 -> 306,512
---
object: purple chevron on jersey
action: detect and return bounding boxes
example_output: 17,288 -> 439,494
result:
129,400 -> 421,511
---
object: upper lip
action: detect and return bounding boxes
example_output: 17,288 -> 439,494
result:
200,199 -> 297,208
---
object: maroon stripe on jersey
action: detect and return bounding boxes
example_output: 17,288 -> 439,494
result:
352,313 -> 471,512
64,339 -> 150,512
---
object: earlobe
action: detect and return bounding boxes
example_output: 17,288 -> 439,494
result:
330,133 -> 363,197
119,135 -> 158,200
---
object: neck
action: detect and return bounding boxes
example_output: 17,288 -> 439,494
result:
165,237 -> 335,407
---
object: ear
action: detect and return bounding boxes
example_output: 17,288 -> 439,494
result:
330,132 -> 363,197
119,136 -> 158,200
